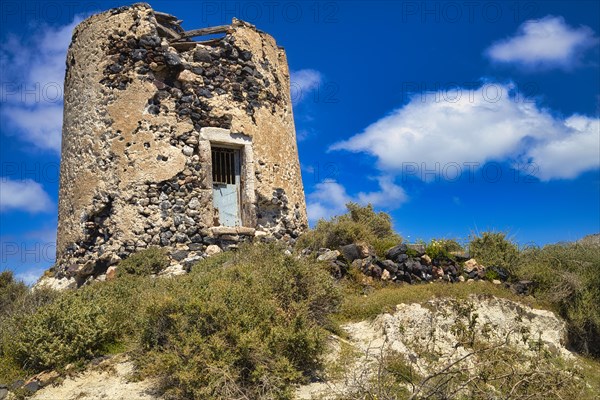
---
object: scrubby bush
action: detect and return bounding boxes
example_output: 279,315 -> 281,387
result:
298,203 -> 401,257
135,243 -> 341,399
517,242 -> 600,356
469,231 -> 519,272
0,272 -> 59,383
117,246 -> 169,276
0,271 -> 27,315
1,243 -> 341,396
10,280 -> 140,371
425,238 -> 464,260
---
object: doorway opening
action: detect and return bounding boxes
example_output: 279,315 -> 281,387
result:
211,146 -> 241,226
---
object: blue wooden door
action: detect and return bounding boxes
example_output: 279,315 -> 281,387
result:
212,147 -> 241,226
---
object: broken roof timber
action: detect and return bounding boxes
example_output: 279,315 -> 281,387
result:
178,25 -> 232,39
156,24 -> 181,40
154,11 -> 178,21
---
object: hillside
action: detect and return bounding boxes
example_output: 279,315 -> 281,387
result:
1,205 -> 599,399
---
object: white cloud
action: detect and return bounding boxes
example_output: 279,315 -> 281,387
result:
16,266 -> 46,286
331,82 -> 599,181
0,178 -> 54,213
527,115 -> 600,180
356,176 -> 408,208
0,16 -> 83,153
306,178 -> 407,224
1,105 -> 64,152
290,69 -> 322,104
486,16 -> 599,70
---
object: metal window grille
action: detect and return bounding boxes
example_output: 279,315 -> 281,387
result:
211,147 -> 236,184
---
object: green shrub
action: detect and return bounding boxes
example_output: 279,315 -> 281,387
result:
298,203 -> 401,257
0,271 -> 27,315
135,243 -> 341,399
469,231 -> 519,272
425,239 -> 463,260
0,271 -> 59,383
516,242 -> 600,356
117,247 -> 169,276
11,283 -> 128,370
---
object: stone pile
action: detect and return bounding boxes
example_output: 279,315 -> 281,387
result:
313,242 -> 535,295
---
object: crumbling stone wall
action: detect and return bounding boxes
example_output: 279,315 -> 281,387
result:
55,3 -> 307,283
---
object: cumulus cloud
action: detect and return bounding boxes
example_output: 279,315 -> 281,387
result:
15,267 -> 47,286
0,16 -> 83,153
306,177 -> 407,224
527,116 -> 600,180
0,178 -> 54,213
331,82 -> 599,181
486,16 -> 599,70
290,69 -> 322,104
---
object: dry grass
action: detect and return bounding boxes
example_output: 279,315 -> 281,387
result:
337,280 -> 548,323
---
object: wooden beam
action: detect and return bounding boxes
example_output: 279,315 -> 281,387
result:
170,38 -> 223,50
178,25 -> 231,39
154,11 -> 178,21
156,24 -> 181,40
170,42 -> 197,51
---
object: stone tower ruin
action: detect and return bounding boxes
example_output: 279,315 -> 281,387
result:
54,3 -> 307,282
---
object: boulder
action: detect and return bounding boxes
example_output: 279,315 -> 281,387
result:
463,258 -> 483,273
365,263 -> 383,279
340,243 -> 361,263
381,269 -> 391,281
34,276 -> 77,291
205,244 -> 222,256
406,244 -> 426,256
421,254 -> 432,265
379,259 -> 399,274
159,264 -> 186,277
385,244 -> 407,261
170,249 -> 189,261
510,280 -> 535,295
106,266 -> 118,281
355,241 -> 373,258
317,250 -> 341,262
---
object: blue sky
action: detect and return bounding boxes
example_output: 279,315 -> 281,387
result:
1,1 -> 599,283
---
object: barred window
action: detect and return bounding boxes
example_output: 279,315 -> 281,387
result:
212,147 -> 236,184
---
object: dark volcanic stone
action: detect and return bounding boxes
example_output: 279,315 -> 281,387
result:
171,250 -> 189,261
240,50 -> 252,61
109,63 -> 123,73
193,49 -> 213,62
386,244 -> 407,261
407,244 -> 426,256
139,34 -> 161,48
340,243 -> 360,263
379,259 -> 399,274
23,381 -> 40,393
198,88 -> 213,98
164,52 -> 182,67
131,48 -> 147,60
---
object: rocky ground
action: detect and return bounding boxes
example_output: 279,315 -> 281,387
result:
7,295 -> 575,400
296,295 -> 575,399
